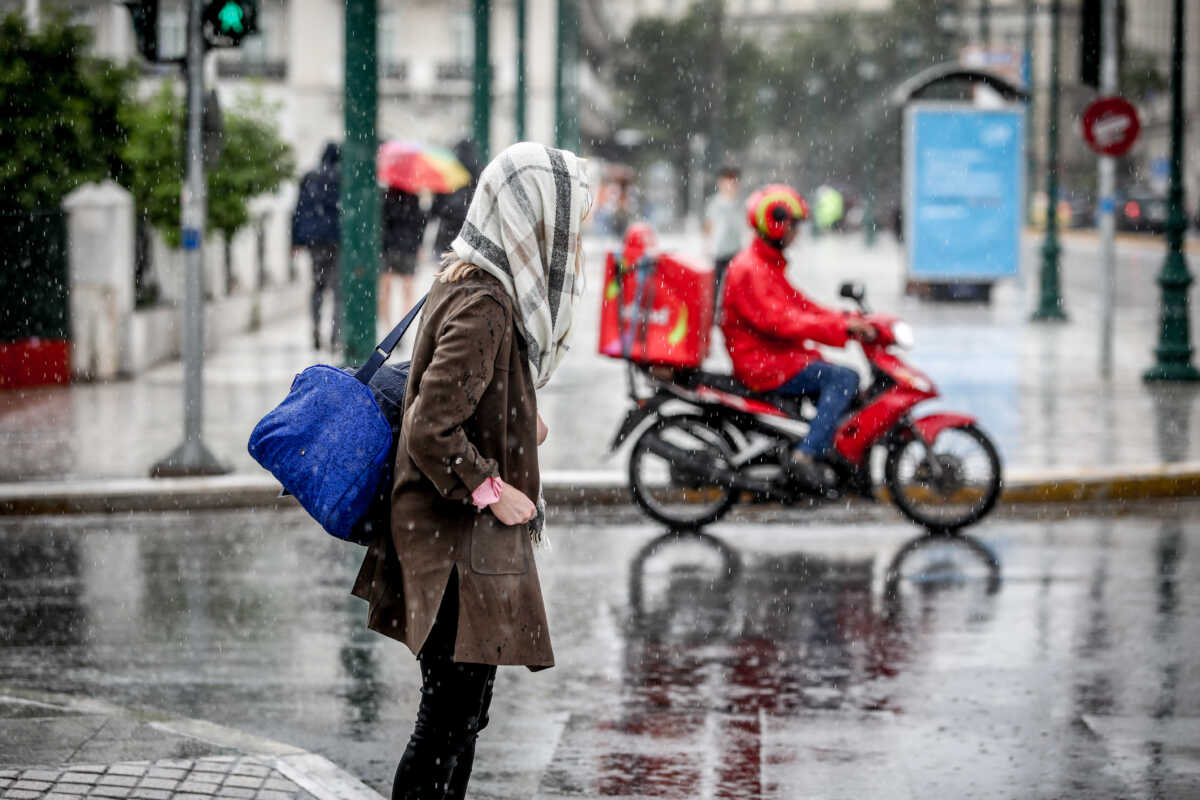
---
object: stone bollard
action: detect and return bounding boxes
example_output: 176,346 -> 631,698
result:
63,181 -> 135,381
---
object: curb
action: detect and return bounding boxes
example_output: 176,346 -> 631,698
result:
2,463 -> 1200,516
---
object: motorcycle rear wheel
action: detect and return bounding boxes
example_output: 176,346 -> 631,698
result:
629,414 -> 738,528
884,422 -> 1002,531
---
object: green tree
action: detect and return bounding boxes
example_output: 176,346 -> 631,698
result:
122,84 -> 183,243
123,86 -> 294,286
0,13 -> 136,210
614,1 -> 765,204
207,95 -> 295,288
764,0 -> 962,204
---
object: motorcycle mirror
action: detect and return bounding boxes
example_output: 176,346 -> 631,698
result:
839,282 -> 866,302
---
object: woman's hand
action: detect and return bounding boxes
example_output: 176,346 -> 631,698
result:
490,479 -> 537,526
537,412 -> 549,446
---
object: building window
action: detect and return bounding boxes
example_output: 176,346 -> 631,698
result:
451,8 -> 471,66
378,7 -> 408,81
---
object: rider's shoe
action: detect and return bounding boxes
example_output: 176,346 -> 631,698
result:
784,450 -> 832,493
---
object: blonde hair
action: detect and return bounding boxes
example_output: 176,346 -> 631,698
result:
436,251 -> 480,283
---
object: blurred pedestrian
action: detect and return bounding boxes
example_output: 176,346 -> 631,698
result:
380,187 -> 427,328
430,139 -> 482,256
704,165 -> 743,299
291,142 -> 341,350
351,142 -> 592,800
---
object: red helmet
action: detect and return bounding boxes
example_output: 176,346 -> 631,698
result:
621,222 -> 657,264
745,184 -> 809,241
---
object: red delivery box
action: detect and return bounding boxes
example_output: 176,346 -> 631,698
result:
598,224 -> 714,368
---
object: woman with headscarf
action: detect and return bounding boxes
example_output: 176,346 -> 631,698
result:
352,142 -> 591,800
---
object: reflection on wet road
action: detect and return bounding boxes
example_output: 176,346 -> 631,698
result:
1,507 -> 1197,798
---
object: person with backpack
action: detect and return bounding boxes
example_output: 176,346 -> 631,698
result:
291,142 -> 342,350
351,142 -> 591,800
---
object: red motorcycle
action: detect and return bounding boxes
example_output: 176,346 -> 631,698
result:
610,282 -> 1003,531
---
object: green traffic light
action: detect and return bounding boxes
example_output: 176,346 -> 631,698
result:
217,1 -> 245,33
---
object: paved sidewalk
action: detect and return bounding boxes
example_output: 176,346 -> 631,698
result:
3,231 -> 1200,496
0,690 -> 380,800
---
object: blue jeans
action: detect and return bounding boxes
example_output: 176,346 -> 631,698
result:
774,361 -> 860,457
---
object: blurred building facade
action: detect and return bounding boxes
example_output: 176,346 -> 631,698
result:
8,0 -> 1196,221
958,0 -> 1200,220
10,0 -> 573,167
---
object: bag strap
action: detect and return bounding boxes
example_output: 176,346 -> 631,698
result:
355,294 -> 428,385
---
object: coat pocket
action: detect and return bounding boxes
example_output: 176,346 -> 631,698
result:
469,513 -> 529,575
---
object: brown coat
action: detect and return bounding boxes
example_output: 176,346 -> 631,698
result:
352,270 -> 553,669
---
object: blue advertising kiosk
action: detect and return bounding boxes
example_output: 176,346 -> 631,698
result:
892,66 -> 1028,302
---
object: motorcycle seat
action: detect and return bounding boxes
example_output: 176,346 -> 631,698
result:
678,370 -> 815,417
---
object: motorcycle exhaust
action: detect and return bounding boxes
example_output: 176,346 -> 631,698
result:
640,433 -> 735,483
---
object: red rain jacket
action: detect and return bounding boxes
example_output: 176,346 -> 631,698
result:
720,237 -> 850,392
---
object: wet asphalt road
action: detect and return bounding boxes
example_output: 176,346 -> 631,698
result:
1,504 -> 1198,799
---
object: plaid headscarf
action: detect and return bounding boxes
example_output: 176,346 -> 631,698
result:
450,142 -> 591,388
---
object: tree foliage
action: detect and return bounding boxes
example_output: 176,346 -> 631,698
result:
206,95 -> 295,242
0,13 -> 136,210
122,85 -> 294,248
765,0 -> 961,200
614,0 -> 962,204
615,1 -> 765,170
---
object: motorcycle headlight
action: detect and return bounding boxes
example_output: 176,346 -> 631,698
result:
892,321 -> 915,349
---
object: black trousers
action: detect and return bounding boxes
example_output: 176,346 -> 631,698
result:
392,569 -> 497,800
714,255 -> 734,305
309,242 -> 341,346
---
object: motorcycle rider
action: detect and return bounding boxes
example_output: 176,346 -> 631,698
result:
719,184 -> 875,491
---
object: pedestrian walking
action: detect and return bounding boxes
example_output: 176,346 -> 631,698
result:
704,164 -> 744,301
380,188 -> 427,329
351,142 -> 592,800
291,142 -> 342,350
430,138 -> 482,256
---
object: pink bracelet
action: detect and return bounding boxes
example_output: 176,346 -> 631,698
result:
471,476 -> 503,509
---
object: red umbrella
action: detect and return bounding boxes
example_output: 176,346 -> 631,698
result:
377,140 -> 471,194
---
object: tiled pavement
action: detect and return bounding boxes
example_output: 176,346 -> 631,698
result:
0,690 -> 380,800
0,758 -> 316,800
0,758 -> 319,800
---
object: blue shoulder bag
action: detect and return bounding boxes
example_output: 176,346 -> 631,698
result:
248,296 -> 427,544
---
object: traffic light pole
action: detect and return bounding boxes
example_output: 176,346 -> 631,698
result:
151,0 -> 229,476
1144,0 -> 1199,382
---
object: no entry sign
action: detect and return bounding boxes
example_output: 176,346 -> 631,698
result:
1082,97 -> 1141,157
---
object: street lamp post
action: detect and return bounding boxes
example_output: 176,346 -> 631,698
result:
1023,0 -> 1035,218
1032,0 -> 1067,322
1144,0 -> 1199,382
555,0 -> 578,149
515,0 -> 526,142
473,0 -> 490,161
340,0 -> 379,365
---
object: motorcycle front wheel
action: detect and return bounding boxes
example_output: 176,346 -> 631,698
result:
884,422 -> 1002,531
628,414 -> 738,528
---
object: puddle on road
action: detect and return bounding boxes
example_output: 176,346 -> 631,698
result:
1,510 -> 1195,798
